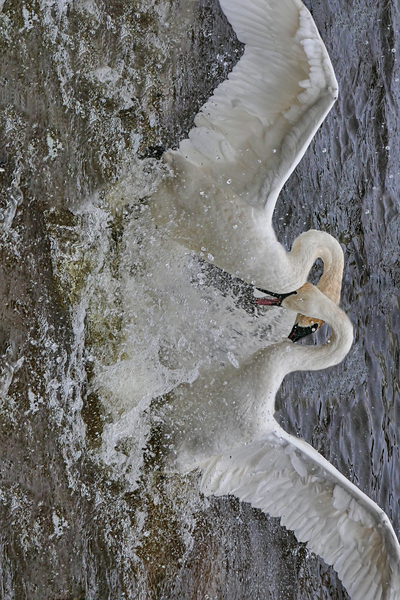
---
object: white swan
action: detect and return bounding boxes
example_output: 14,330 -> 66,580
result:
162,284 -> 400,600
151,0 -> 344,332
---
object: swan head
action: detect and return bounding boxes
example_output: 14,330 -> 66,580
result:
282,283 -> 353,365
255,286 -> 324,341
281,283 -> 338,332
288,315 -> 324,342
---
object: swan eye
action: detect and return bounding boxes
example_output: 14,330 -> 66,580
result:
311,324 -> 318,332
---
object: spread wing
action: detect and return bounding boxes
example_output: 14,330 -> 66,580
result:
166,0 -> 338,217
200,427 -> 400,600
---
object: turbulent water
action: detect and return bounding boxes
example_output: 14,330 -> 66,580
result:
0,0 -> 399,598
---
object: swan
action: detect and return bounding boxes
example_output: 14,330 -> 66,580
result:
151,0 -> 344,333
161,284 -> 400,600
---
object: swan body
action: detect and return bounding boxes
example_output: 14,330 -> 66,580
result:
152,0 -> 343,300
162,284 -> 400,600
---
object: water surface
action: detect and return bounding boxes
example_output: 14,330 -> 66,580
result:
0,0 -> 399,598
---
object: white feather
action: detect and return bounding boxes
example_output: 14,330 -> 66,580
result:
151,0 -> 342,295
163,285 -> 400,600
200,429 -> 400,600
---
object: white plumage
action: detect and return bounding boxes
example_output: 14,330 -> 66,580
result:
150,0 -> 400,596
162,284 -> 400,600
152,0 -> 343,304
202,433 -> 400,600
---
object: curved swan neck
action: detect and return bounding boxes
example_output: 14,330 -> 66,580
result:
278,285 -> 353,375
245,291 -> 353,421
290,230 -> 344,303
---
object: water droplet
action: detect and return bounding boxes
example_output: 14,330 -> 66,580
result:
322,148 -> 327,153
227,352 -> 239,369
226,179 -> 232,184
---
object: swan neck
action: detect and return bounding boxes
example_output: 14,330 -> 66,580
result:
278,296 -> 353,375
291,230 -> 344,302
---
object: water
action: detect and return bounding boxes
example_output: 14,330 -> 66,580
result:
0,0 -> 399,598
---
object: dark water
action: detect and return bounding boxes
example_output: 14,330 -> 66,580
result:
277,0 -> 400,528
0,0 -> 399,598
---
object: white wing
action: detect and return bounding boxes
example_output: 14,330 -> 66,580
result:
200,427 -> 400,600
167,0 -> 338,215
